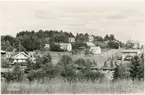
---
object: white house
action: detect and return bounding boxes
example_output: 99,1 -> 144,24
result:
68,37 -> 75,43
133,41 -> 140,49
12,52 -> 30,64
122,49 -> 141,60
44,44 -> 50,49
90,46 -> 101,54
88,35 -> 94,42
59,43 -> 72,51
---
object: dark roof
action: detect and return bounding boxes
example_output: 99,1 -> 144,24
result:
101,60 -> 116,70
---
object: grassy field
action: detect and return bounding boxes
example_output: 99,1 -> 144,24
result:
50,49 -> 123,66
2,49 -> 141,94
1,78 -> 144,94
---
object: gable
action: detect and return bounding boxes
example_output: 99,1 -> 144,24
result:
13,52 -> 29,59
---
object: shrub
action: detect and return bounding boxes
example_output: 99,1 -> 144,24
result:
1,59 -> 10,68
42,64 -> 60,78
3,64 -> 24,82
32,52 -> 52,70
107,41 -> 119,49
26,53 -> 59,81
50,42 -> 64,52
57,55 -> 76,82
26,69 -> 45,82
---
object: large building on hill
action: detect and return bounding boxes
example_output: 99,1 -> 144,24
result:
58,43 -> 72,51
68,37 -> 75,43
88,35 -> 94,42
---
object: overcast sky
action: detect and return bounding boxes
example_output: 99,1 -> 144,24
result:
0,0 -> 145,44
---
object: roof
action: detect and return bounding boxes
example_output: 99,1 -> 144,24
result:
101,60 -> 116,70
12,52 -> 30,59
90,46 -> 101,50
122,49 -> 141,53
1,50 -> 6,54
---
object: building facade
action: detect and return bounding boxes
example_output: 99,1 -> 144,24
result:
122,49 -> 141,60
68,37 -> 75,43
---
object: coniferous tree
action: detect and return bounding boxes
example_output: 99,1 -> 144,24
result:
130,56 -> 144,80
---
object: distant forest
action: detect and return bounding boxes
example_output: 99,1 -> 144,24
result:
1,30 -> 125,51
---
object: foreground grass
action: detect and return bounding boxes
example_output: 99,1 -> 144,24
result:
2,78 -> 144,94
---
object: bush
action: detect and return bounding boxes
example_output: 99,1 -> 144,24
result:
26,53 -> 59,81
114,63 -> 130,80
50,42 -> 64,52
74,58 -> 104,81
57,55 -> 76,82
3,64 -> 24,82
1,59 -> 10,68
32,52 -> 52,70
108,41 -> 119,49
26,69 -> 45,82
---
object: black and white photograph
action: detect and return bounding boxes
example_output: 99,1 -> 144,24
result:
0,0 -> 144,94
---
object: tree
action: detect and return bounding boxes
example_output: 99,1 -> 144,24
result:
126,40 -> 134,49
94,36 -> 103,42
104,34 -> 109,41
107,41 -> 119,49
50,42 -> 64,52
1,40 -> 14,51
130,56 -> 144,80
109,34 -> 115,41
12,64 -> 24,82
57,55 -> 75,82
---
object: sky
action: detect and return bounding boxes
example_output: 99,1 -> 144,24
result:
0,0 -> 145,44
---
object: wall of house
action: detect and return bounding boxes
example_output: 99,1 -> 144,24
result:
122,52 -> 137,60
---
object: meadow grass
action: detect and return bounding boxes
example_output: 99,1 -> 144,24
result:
1,78 -> 144,94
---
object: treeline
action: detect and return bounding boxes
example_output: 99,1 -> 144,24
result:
1,30 -> 124,51
1,30 -> 75,51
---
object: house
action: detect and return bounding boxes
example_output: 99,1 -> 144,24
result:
122,49 -> 141,60
88,35 -> 94,42
68,37 -> 75,43
44,44 -> 50,49
58,43 -> 72,51
12,52 -> 30,64
133,41 -> 140,49
90,46 -> 101,54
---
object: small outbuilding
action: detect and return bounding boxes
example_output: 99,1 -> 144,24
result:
122,49 -> 141,60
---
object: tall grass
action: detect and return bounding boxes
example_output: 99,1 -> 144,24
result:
2,78 -> 144,94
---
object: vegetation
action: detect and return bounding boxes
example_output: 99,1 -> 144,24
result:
1,49 -> 144,93
129,55 -> 144,80
1,79 -> 144,94
1,59 -> 10,68
1,30 -> 124,52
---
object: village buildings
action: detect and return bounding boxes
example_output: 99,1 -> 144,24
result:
68,37 -> 75,43
86,35 -> 102,54
12,52 -> 30,65
122,49 -> 141,60
88,35 -> 94,42
58,43 -> 72,51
